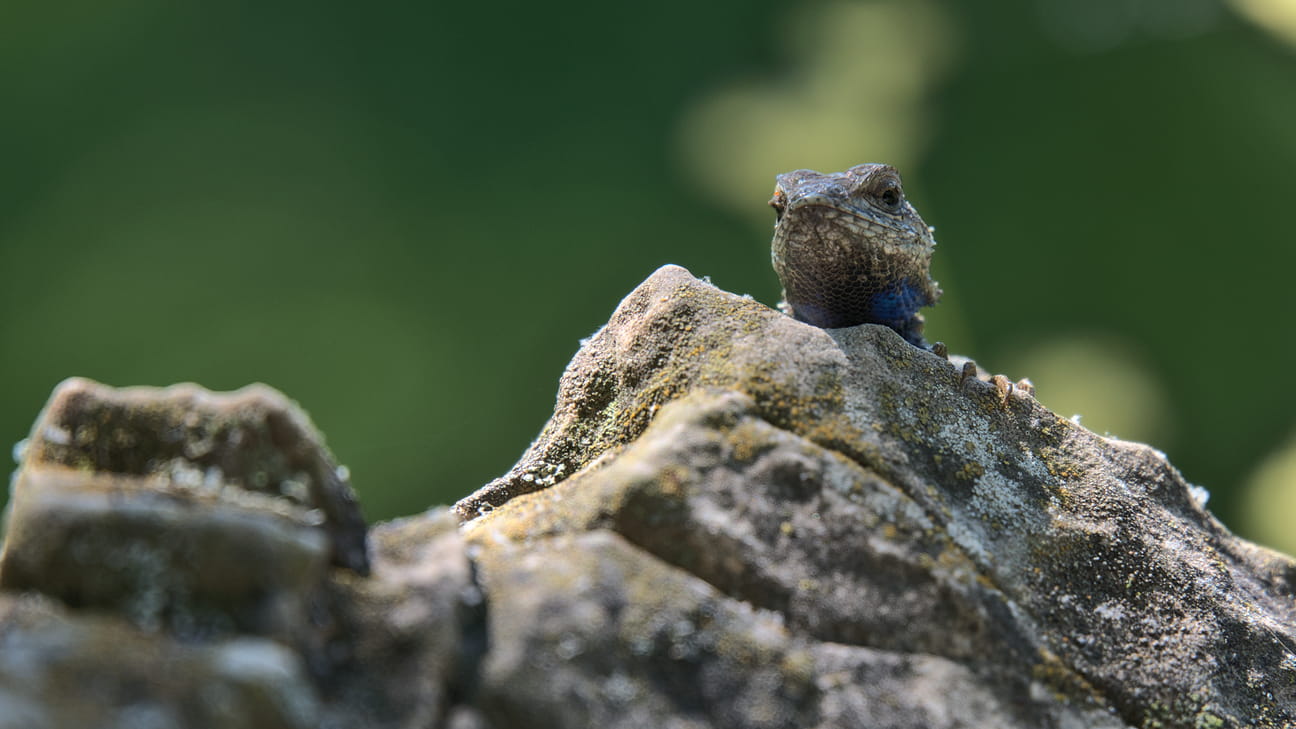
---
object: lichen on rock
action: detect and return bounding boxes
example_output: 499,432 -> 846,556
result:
455,264 -> 1296,729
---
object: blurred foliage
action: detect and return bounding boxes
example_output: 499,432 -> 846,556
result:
2,0 -> 1294,549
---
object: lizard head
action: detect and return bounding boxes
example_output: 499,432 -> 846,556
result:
768,163 -> 941,333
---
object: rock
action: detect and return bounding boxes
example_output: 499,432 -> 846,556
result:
0,379 -> 368,654
0,593 -> 321,729
324,509 -> 484,728
11,378 -> 368,573
456,265 -> 1296,728
471,527 -> 820,728
1,265 -> 1293,728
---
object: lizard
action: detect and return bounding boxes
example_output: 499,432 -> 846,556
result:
768,163 -> 1031,403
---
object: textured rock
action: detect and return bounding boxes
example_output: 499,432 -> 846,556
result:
0,380 -> 482,728
0,379 -> 368,656
325,509 -> 484,728
2,265 -> 1294,728
12,378 -> 368,573
0,593 -> 321,729
455,265 -> 1296,729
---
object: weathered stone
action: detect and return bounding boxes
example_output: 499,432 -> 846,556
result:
465,390 -> 1126,728
0,379 -> 486,729
14,378 -> 367,573
1,466 -> 329,643
471,528 -> 819,729
0,594 -> 321,729
2,265 -> 1294,728
456,265 -> 1296,728
0,378 -> 367,649
323,508 -> 483,728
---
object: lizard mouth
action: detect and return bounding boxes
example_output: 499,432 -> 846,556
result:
779,199 -> 907,235
772,200 -> 934,261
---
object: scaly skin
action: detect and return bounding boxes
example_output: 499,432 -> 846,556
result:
769,163 -> 941,348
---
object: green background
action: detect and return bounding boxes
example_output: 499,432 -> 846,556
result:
4,0 -> 1295,550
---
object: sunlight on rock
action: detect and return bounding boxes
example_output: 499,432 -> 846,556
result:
1008,336 -> 1171,446
1240,432 -> 1296,556
1230,0 -> 1296,45
675,0 -> 953,226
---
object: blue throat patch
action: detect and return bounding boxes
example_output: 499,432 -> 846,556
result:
869,279 -> 927,324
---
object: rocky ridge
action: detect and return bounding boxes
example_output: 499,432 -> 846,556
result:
0,265 -> 1292,728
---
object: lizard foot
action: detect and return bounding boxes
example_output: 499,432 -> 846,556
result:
991,375 -> 1036,408
954,358 -> 1033,408
931,342 -> 949,360
959,358 -> 1036,409
992,375 -> 1013,408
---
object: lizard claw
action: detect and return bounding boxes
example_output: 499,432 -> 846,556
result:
952,356 -> 1033,409
931,341 -> 949,359
992,374 -> 1014,408
990,375 -> 1036,408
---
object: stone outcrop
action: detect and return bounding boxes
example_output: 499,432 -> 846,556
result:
1,265 -> 1293,728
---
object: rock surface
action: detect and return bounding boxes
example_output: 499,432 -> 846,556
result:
12,378 -> 369,574
2,265 -> 1295,728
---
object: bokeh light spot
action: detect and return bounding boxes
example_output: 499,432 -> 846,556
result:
1240,432 -> 1296,556
1008,335 -> 1172,446
1230,0 -> 1296,46
675,0 -> 953,228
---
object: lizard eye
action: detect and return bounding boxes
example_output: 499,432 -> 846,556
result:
876,186 -> 902,211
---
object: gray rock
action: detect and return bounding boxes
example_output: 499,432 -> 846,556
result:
325,508 -> 483,728
1,265 -> 1293,728
0,380 -> 483,729
456,264 -> 1296,728
471,528 -> 819,729
0,379 -> 368,652
0,594 -> 321,729
11,378 -> 368,573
